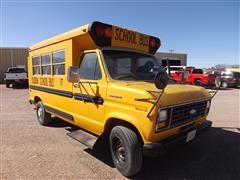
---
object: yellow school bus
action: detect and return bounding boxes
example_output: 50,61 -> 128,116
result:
28,21 -> 212,177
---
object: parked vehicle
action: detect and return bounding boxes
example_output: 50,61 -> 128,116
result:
4,67 -> 28,88
205,70 -> 222,77
206,70 -> 240,88
171,67 -> 216,87
28,21 -> 212,177
220,71 -> 240,88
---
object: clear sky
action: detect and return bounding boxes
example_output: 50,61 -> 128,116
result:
1,0 -> 239,67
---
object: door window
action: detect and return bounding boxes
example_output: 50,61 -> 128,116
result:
79,53 -> 102,80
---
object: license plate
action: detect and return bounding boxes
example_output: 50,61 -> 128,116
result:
186,130 -> 197,143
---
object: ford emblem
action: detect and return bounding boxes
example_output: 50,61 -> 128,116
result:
190,109 -> 197,115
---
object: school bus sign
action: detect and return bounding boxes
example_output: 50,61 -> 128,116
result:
112,27 -> 150,52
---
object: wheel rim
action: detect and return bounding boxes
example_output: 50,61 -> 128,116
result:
195,81 -> 201,86
222,82 -> 227,88
37,107 -> 43,121
112,137 -> 126,165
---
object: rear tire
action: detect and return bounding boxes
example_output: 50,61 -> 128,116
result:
36,101 -> 52,126
194,80 -> 202,86
6,83 -> 10,88
110,126 -> 142,177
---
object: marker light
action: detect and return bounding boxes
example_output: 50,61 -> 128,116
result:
149,36 -> 161,54
105,27 -> 112,38
150,38 -> 156,47
89,21 -> 112,46
95,25 -> 104,36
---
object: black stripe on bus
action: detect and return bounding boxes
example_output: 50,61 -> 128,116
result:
44,105 -> 74,121
29,85 -> 103,105
30,85 -> 73,98
74,93 -> 104,105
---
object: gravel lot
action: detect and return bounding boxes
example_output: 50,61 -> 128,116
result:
0,85 -> 239,179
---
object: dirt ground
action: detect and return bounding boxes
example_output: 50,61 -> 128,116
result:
0,85 -> 239,179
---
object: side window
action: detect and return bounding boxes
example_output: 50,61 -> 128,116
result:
41,54 -> 51,75
53,50 -> 65,75
32,56 -> 41,75
79,53 -> 102,80
192,69 -> 203,74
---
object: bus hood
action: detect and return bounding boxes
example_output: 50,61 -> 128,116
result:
118,82 -> 211,107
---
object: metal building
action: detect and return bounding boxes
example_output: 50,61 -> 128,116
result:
155,52 -> 187,67
0,47 -> 28,84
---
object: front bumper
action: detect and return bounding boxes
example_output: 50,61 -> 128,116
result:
5,79 -> 28,84
143,120 -> 212,156
203,81 -> 215,86
227,81 -> 240,87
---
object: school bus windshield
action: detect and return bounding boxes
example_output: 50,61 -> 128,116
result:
103,50 -> 163,81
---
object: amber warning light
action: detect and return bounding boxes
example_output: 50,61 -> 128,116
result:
89,21 -> 113,46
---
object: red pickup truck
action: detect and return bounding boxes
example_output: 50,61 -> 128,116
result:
171,67 -> 216,87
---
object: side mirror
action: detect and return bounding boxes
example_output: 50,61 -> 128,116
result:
147,71 -> 169,118
67,66 -> 80,83
154,71 -> 169,90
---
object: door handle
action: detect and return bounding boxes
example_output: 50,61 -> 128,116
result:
73,83 -> 80,88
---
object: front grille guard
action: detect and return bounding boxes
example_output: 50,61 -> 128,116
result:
161,100 -> 208,130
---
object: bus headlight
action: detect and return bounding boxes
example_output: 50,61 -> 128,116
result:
158,109 -> 168,121
156,109 -> 168,131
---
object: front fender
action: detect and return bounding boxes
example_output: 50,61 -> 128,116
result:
104,111 -> 152,144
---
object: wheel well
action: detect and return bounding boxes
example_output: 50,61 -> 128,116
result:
104,118 -> 144,145
34,96 -> 41,104
194,78 -> 201,82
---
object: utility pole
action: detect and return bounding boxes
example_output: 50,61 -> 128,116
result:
10,48 -> 13,66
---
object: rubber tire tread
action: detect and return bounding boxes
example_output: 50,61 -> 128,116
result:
110,126 -> 142,177
36,101 -> 52,126
194,80 -> 202,86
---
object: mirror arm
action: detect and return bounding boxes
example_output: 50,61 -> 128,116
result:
210,85 -> 221,99
147,88 -> 165,118
166,58 -> 171,77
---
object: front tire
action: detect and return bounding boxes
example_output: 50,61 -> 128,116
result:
110,126 -> 142,177
222,81 -> 228,88
36,101 -> 52,126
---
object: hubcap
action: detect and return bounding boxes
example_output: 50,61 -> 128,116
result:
222,82 -> 227,88
113,137 -> 126,164
37,107 -> 43,120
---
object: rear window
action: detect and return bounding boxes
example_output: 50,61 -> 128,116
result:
8,68 -> 25,73
192,69 -> 203,74
170,67 -> 183,71
222,72 -> 233,76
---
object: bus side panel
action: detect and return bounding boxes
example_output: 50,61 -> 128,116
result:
28,39 -> 74,123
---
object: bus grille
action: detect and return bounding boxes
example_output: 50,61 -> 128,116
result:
170,101 -> 207,127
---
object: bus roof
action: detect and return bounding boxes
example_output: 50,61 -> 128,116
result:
29,24 -> 89,51
29,21 -> 161,54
